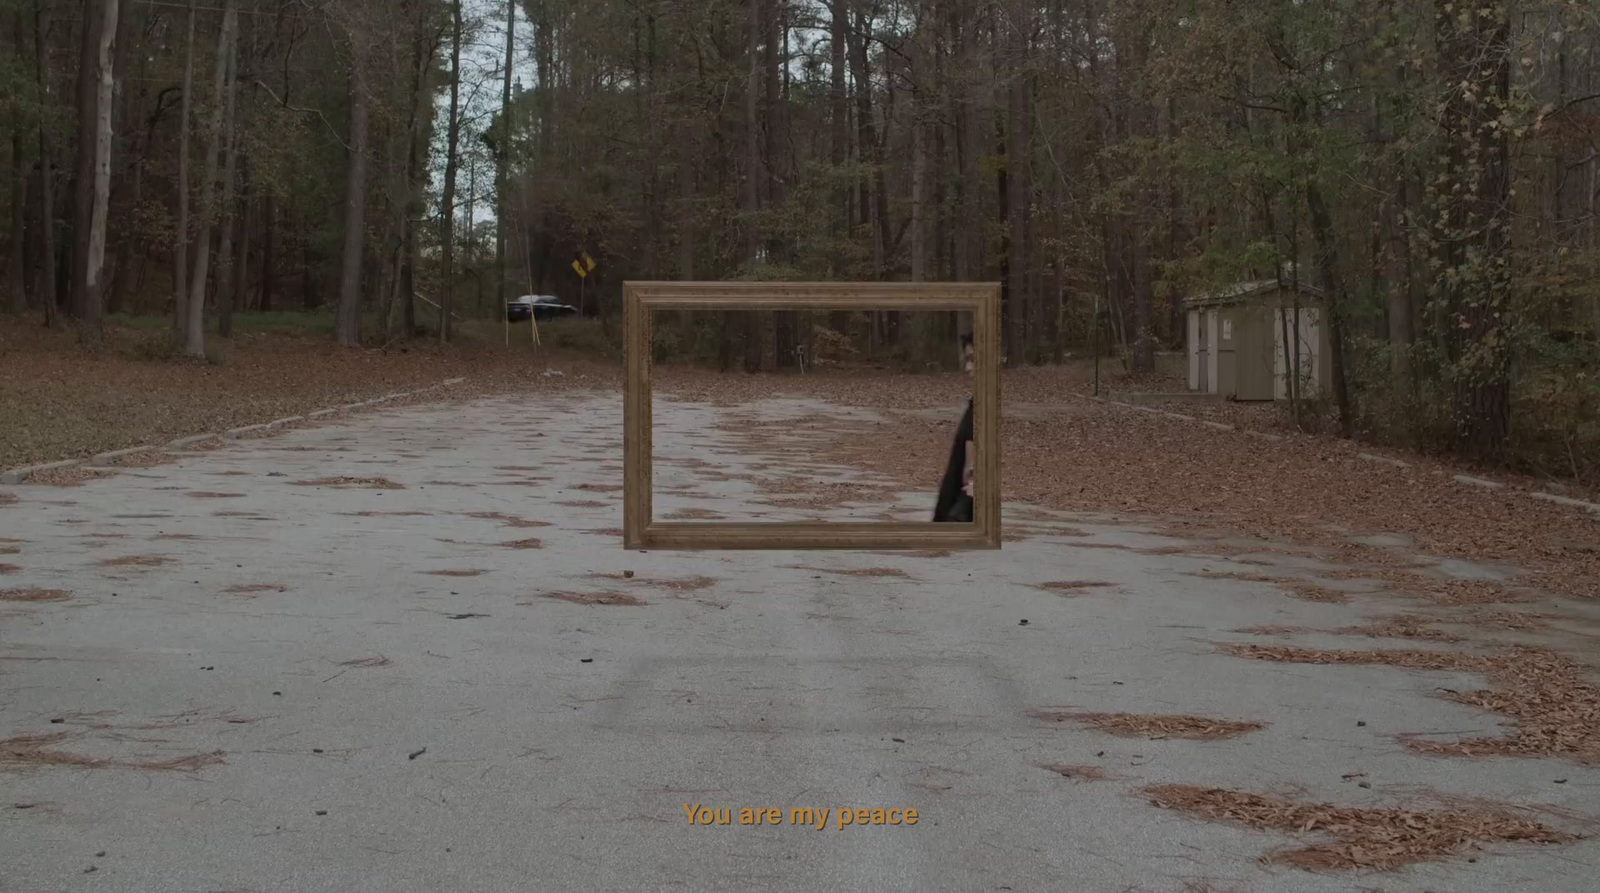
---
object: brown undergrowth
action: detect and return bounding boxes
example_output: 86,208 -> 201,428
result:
1143,784 -> 1578,870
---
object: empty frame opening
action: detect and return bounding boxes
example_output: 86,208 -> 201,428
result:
648,309 -> 977,524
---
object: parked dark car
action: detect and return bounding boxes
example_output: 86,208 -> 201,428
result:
507,295 -> 578,322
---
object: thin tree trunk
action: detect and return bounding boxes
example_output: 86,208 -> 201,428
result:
496,0 -> 513,308
70,0 -> 107,321
7,106 -> 25,314
185,0 -> 239,358
258,194 -> 273,311
438,0 -> 462,342
1004,2 -> 1030,362
78,0 -> 119,345
741,0 -> 762,373
34,3 -> 59,329
214,37 -> 242,339
174,0 -> 196,331
336,54 -> 369,347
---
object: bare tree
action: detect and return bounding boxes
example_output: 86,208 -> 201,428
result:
173,0 -> 196,332
184,0 -> 238,358
77,0 -> 120,345
33,2 -> 59,329
335,38 -> 369,348
438,0 -> 462,342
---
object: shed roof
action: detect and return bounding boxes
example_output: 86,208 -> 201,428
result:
1183,278 -> 1325,309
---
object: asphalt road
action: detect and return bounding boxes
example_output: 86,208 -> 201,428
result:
1,391 -> 1596,892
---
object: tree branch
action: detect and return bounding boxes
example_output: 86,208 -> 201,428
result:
253,78 -> 350,150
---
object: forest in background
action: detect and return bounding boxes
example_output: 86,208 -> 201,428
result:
1,0 -> 1598,482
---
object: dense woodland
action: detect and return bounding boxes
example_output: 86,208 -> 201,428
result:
1,1 -> 1598,479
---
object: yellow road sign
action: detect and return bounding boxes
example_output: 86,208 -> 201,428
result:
572,259 -> 587,278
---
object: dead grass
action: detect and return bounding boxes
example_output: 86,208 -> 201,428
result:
1143,784 -> 1577,870
291,476 -> 406,489
1222,644 -> 1600,763
97,555 -> 175,568
423,569 -> 490,577
0,588 -> 70,602
533,590 -> 647,606
25,466 -> 113,486
1030,710 -> 1265,740
1040,763 -> 1110,782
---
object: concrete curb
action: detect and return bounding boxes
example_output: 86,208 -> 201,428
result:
1358,452 -> 1411,469
1,377 -> 468,486
0,459 -> 79,485
1077,392 -> 1598,521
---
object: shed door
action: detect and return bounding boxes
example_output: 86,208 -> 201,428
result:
1196,312 -> 1211,391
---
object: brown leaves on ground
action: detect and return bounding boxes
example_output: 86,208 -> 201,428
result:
581,527 -> 626,536
1,731 -> 224,773
291,476 -> 406,489
224,583 -> 286,594
1223,644 -> 1600,763
1030,710 -> 1265,740
784,565 -> 912,579
557,499 -> 610,508
585,573 -> 719,594
460,511 -> 551,528
25,466 -> 113,486
0,491 -> 16,505
1032,580 -> 1116,595
97,555 -> 175,568
1143,784 -> 1577,871
185,491 -> 246,499
0,563 -> 20,574
533,590 -> 647,606
105,451 -> 177,468
666,371 -> 1600,603
0,588 -> 70,602
1346,614 -> 1463,643
423,569 -> 490,577
571,483 -> 624,493
1185,570 -> 1350,603
496,538 -> 544,549
1040,763 -> 1110,782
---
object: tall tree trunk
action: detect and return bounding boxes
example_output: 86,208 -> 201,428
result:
496,0 -> 513,309
258,193 -> 273,312
438,0 -> 462,342
1004,1 -> 1030,362
78,0 -> 119,345
70,0 -> 106,322
34,3 -> 59,329
1433,0 -> 1513,461
173,0 -> 196,331
1306,175 -> 1354,437
336,54 -> 369,347
7,103 -> 25,314
827,0 -> 848,331
185,0 -> 238,358
741,0 -> 762,373
214,38 -> 242,339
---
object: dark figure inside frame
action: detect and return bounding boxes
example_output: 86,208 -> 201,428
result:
933,334 -> 976,523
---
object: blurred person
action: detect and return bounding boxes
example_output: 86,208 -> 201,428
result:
932,333 -> 976,522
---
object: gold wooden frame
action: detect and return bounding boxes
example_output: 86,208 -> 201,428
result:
623,281 -> 1001,550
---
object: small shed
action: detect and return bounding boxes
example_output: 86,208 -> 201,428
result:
1185,279 -> 1331,401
